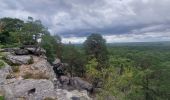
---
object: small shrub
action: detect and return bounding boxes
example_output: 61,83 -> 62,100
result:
6,74 -> 13,79
22,73 -> 32,79
23,72 -> 49,79
0,96 -> 5,100
44,97 -> 57,100
12,66 -> 19,72
0,61 -> 5,69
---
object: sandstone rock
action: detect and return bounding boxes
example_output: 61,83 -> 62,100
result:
1,79 -> 92,100
59,76 -> 70,85
53,58 -> 68,77
70,77 -> 93,92
14,49 -> 29,55
25,47 -> 46,55
56,89 -> 92,100
2,79 -> 57,100
5,54 -> 33,65
0,61 -> 12,84
53,58 -> 61,65
20,56 -> 55,80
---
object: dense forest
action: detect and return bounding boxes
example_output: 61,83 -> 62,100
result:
0,17 -> 170,100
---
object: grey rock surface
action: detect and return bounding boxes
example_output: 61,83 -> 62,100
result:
25,47 -> 46,55
2,79 -> 57,100
14,49 -> 29,55
0,61 -> 12,84
5,54 -> 33,65
1,79 -> 92,100
20,56 -> 56,80
70,77 -> 93,92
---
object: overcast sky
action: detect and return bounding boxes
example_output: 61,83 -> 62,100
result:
0,0 -> 170,43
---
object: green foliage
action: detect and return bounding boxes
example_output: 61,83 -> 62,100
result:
0,60 -> 5,69
85,58 -> 100,82
105,46 -> 170,100
41,34 -> 62,63
44,97 -> 57,100
62,43 -> 86,77
12,66 -> 19,72
84,33 -> 109,69
0,96 -> 4,100
0,17 -> 49,46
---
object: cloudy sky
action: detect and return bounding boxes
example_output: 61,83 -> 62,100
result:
0,0 -> 170,43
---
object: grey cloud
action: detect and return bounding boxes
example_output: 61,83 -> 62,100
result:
0,0 -> 170,43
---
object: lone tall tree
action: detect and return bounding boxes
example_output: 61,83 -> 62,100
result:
84,33 -> 108,69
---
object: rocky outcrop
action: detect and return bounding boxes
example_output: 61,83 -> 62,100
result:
1,79 -> 91,100
0,48 -> 92,100
5,54 -> 33,65
20,56 -> 56,80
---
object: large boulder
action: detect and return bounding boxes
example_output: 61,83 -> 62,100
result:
5,54 -> 33,65
70,77 -> 93,93
1,79 -> 92,100
25,47 -> 46,55
20,56 -> 56,80
14,49 -> 29,55
2,79 -> 58,100
53,58 -> 68,77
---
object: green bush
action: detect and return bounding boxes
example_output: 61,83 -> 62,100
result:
44,97 -> 57,100
0,60 -> 5,69
0,96 -> 5,100
12,66 -> 19,72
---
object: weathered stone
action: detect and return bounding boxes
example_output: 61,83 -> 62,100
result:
14,49 -> 29,55
0,61 -> 12,84
56,89 -> 92,100
59,76 -> 70,85
2,79 -> 57,100
1,79 -> 92,100
53,58 -> 68,77
52,58 -> 61,65
5,54 -> 33,65
70,77 -> 93,92
25,47 -> 46,55
20,56 -> 55,80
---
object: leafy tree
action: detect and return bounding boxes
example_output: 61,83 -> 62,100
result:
62,43 -> 86,77
54,34 -> 62,59
0,17 -> 24,45
21,17 -> 46,45
40,34 -> 61,63
84,33 -> 108,70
